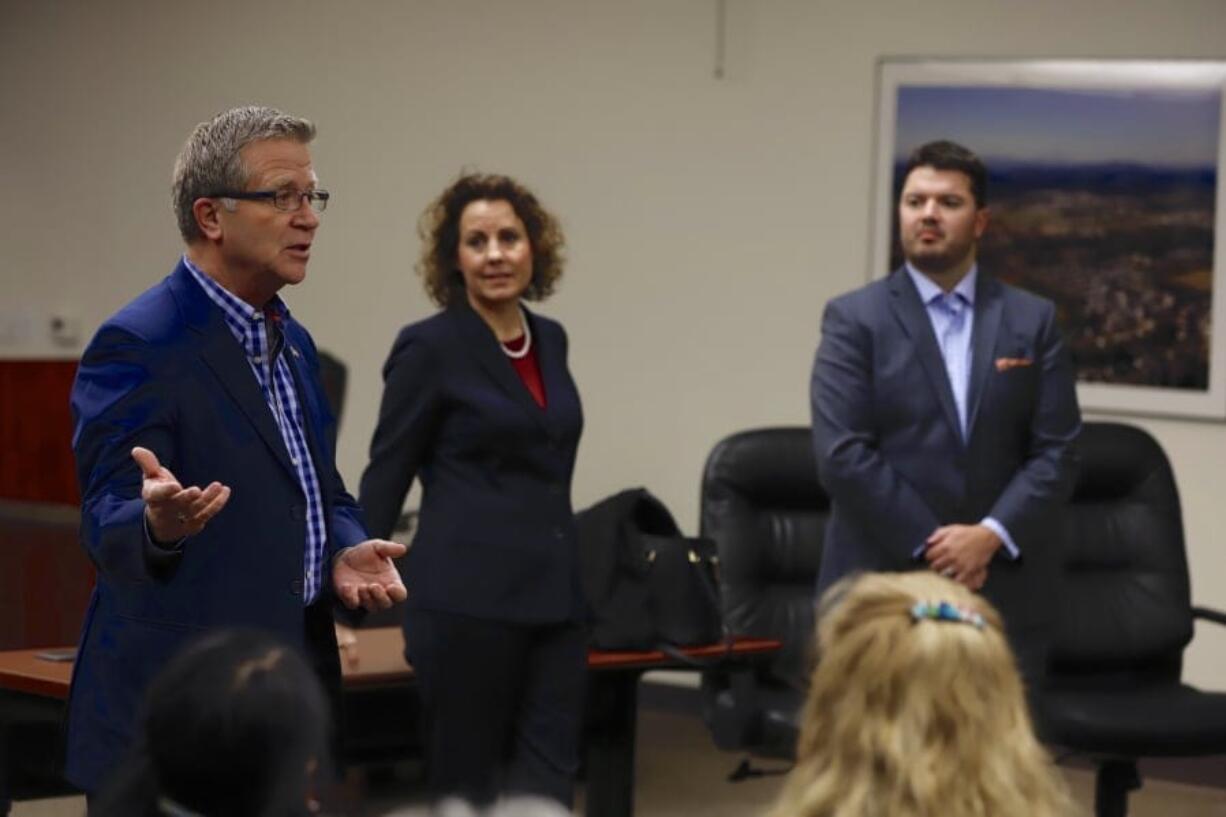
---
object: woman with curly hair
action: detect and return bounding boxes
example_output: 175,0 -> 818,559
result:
766,571 -> 1078,817
359,173 -> 583,808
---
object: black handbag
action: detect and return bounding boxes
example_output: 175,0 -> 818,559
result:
576,488 -> 724,650
642,533 -> 723,647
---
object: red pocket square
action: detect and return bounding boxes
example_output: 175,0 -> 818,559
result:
995,357 -> 1034,372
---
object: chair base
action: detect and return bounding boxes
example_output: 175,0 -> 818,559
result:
1095,759 -> 1140,817
701,671 -> 800,759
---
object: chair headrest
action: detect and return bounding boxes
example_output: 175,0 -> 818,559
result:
702,427 -> 827,511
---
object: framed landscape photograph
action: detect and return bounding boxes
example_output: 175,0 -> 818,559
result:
872,59 -> 1226,420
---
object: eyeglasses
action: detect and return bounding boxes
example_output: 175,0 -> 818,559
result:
210,188 -> 331,213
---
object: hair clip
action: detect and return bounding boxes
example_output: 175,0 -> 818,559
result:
910,600 -> 985,629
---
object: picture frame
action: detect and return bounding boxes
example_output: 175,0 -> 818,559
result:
872,58 -> 1226,420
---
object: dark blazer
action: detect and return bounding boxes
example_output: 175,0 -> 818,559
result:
359,299 -> 584,624
66,260 -> 368,790
811,267 -> 1081,632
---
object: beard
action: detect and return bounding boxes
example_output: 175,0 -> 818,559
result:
901,233 -> 976,277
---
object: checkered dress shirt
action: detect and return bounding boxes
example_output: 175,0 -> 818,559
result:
183,256 -> 328,603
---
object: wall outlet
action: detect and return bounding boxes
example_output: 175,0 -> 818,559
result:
49,312 -> 81,347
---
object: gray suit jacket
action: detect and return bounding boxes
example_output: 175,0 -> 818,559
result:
811,266 -> 1080,634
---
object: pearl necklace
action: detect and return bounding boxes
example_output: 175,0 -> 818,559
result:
500,312 -> 532,359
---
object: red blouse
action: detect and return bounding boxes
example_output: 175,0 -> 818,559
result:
502,334 -> 546,408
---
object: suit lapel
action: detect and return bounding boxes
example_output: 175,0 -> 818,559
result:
450,300 -> 552,434
168,264 -> 298,479
887,267 -> 963,441
966,273 -> 1002,441
281,326 -> 329,462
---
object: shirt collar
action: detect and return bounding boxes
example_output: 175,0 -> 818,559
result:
182,255 -> 290,340
905,262 -> 978,307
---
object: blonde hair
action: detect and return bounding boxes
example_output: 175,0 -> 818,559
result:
766,571 -> 1077,817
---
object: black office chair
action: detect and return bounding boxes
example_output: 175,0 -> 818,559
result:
0,501 -> 91,809
316,349 -> 348,453
318,349 -> 423,765
698,427 -> 828,759
318,346 -> 416,630
1041,421 -> 1226,817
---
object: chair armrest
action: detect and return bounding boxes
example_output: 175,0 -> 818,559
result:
1192,606 -> 1226,627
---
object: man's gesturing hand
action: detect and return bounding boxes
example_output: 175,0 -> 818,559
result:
132,446 -> 231,544
333,540 -> 409,611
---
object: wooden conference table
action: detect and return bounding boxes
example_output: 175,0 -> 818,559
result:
0,628 -> 778,817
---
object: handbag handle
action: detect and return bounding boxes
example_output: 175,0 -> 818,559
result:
656,545 -> 731,665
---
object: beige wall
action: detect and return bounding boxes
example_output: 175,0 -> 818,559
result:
3,0 -> 1225,683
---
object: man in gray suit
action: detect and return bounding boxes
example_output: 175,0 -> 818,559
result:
811,140 -> 1081,684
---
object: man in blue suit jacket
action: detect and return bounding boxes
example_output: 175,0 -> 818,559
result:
811,140 -> 1081,685
67,106 -> 406,793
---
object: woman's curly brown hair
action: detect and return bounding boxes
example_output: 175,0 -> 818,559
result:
417,173 -> 566,307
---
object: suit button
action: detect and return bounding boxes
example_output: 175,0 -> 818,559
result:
290,505 -> 303,522
550,484 -> 563,495
290,579 -> 303,596
553,527 -> 565,540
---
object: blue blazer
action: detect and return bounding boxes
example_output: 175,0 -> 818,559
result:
811,267 -> 1081,630
66,260 -> 368,790
359,299 -> 584,624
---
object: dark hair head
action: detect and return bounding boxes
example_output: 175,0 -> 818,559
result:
417,172 -> 565,308
902,140 -> 987,208
93,629 -> 329,817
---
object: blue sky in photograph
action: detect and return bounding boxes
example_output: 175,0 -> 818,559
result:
895,85 -> 1220,168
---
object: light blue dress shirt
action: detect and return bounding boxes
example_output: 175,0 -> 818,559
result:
905,263 -> 1019,559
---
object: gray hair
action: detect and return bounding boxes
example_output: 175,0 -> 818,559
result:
171,105 -> 315,242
